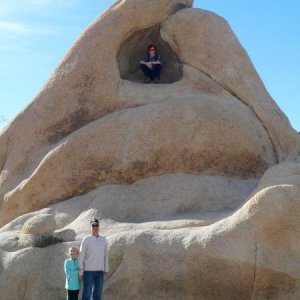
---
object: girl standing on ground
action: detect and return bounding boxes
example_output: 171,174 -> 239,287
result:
64,246 -> 81,300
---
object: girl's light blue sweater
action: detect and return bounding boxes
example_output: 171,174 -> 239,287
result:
64,258 -> 81,290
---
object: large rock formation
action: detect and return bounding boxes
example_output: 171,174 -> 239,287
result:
0,0 -> 300,299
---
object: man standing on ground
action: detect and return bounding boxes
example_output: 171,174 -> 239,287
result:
79,218 -> 109,300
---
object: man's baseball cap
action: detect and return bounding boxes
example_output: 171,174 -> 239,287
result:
90,218 -> 99,226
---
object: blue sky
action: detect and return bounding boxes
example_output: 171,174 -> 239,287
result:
0,0 -> 299,131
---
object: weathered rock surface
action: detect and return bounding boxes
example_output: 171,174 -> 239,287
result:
0,96 -> 276,225
22,213 -> 56,235
0,0 -> 300,299
1,164 -> 300,300
160,8 -> 300,161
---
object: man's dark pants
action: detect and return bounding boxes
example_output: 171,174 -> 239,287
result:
82,271 -> 104,300
140,64 -> 161,80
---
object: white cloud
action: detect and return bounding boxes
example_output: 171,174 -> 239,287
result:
0,21 -> 31,34
0,0 -> 75,17
0,20 -> 57,37
0,0 -> 78,53
0,0 -> 69,37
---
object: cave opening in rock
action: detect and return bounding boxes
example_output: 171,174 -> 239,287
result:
118,25 -> 183,84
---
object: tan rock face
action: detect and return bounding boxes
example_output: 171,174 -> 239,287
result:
1,164 -> 300,300
160,8 -> 300,161
0,96 -> 276,225
0,0 -> 300,299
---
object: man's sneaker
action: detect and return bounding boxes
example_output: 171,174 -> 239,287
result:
153,78 -> 160,84
143,78 -> 152,83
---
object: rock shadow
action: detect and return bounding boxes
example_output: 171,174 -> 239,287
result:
118,25 -> 182,84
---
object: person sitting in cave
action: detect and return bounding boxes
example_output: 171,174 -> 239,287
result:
140,44 -> 161,83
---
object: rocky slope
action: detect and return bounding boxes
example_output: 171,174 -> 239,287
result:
0,0 -> 300,299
